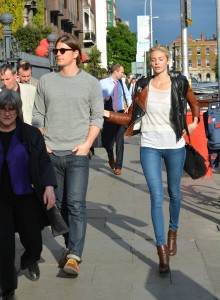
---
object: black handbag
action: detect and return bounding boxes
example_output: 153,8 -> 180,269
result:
46,205 -> 69,237
184,143 -> 208,179
173,76 -> 208,179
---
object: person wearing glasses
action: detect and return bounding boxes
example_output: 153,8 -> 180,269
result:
0,64 -> 36,125
0,89 -> 57,299
32,33 -> 103,276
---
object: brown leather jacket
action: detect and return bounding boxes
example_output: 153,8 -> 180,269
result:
108,75 -> 200,140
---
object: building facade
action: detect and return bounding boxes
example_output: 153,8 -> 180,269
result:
170,33 -> 217,82
22,0 -> 121,70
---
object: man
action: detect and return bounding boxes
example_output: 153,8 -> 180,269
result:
127,77 -> 136,98
17,61 -> 39,86
0,64 -> 36,124
100,64 -> 132,175
32,33 -> 103,276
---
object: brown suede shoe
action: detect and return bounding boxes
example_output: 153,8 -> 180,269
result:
114,168 -> 121,175
108,157 -> 115,169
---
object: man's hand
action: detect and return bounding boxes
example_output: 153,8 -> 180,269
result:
72,142 -> 90,156
43,186 -> 56,210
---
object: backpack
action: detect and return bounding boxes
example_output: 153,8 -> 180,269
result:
203,100 -> 220,150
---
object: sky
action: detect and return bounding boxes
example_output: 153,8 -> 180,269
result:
116,0 -> 217,45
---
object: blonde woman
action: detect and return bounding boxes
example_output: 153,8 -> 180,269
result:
104,44 -> 200,274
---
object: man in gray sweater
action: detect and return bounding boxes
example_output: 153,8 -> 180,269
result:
32,33 -> 103,276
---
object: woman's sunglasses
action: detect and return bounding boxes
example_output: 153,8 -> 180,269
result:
52,48 -> 73,55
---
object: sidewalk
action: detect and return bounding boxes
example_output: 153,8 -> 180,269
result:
14,136 -> 220,300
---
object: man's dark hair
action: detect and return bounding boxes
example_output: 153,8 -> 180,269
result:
17,61 -> 32,73
55,33 -> 82,66
0,64 -> 16,76
110,64 -> 123,74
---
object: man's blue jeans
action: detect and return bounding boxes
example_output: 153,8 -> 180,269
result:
50,152 -> 89,261
140,146 -> 186,245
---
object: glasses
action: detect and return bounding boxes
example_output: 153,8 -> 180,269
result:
0,107 -> 16,113
52,48 -> 73,55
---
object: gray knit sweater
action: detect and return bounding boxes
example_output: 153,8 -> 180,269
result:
32,70 -> 103,151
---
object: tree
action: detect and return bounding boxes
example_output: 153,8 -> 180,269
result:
14,24 -> 52,55
107,22 -> 137,74
0,0 -> 24,34
213,57 -> 218,79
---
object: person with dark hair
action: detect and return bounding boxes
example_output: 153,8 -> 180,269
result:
32,33 -> 103,276
0,64 -> 36,124
0,89 -> 57,299
17,61 -> 38,86
100,64 -> 132,175
104,45 -> 200,274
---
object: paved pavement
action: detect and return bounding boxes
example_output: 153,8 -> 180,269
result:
14,136 -> 220,300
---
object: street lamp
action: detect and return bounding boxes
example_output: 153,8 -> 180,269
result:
144,0 -> 159,48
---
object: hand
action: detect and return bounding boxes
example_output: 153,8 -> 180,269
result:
104,110 -> 110,118
105,96 -> 110,101
187,122 -> 198,135
46,146 -> 52,153
72,142 -> 90,156
43,186 -> 56,210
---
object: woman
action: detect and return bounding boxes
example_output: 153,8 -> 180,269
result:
0,89 -> 57,299
104,44 -> 200,274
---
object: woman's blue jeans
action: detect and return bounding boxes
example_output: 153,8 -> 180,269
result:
50,152 -> 89,261
140,146 -> 186,245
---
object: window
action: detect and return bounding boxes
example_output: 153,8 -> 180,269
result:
206,59 -> 210,67
188,60 -> 192,68
206,47 -> 210,55
197,59 -> 201,67
188,48 -> 192,55
215,47 -> 218,55
197,47 -> 201,55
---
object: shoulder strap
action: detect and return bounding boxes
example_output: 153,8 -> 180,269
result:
118,79 -> 128,106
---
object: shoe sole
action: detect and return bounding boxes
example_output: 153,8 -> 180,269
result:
63,266 -> 78,276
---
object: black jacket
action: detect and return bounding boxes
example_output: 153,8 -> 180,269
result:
108,75 -> 200,141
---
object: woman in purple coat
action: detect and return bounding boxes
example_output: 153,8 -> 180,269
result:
0,89 -> 57,300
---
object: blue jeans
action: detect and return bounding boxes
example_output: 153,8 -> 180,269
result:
140,146 -> 186,245
50,153 -> 89,261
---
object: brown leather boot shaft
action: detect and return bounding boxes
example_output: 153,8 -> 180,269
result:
157,245 -> 170,274
168,230 -> 177,256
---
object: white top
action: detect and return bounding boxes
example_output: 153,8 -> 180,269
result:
141,82 -> 185,149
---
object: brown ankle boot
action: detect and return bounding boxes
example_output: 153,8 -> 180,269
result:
168,230 -> 177,256
157,245 -> 170,274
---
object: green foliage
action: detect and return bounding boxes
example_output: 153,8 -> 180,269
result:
80,46 -> 107,79
33,0 -> 45,26
107,22 -> 137,74
213,57 -> 218,79
14,24 -> 53,55
0,0 -> 24,35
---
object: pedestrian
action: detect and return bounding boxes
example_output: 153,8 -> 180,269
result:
104,44 -> 200,274
0,64 -> 36,124
127,77 -> 136,98
100,64 -> 132,175
17,61 -> 39,86
32,33 -> 103,276
0,89 -> 57,299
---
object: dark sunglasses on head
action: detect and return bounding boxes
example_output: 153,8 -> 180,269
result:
52,48 -> 73,55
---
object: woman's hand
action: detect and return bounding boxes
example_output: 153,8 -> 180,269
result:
104,110 -> 110,118
43,186 -> 56,210
182,122 -> 198,136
